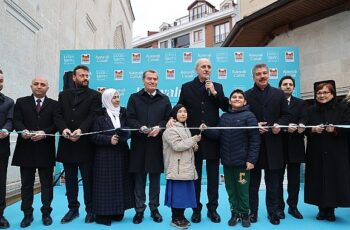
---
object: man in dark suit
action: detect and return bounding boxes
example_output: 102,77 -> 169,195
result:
12,76 -> 57,227
176,58 -> 228,223
245,64 -> 290,225
126,70 -> 171,224
277,75 -> 306,219
55,65 -> 101,224
0,69 -> 14,229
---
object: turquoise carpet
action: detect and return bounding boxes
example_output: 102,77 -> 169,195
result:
4,185 -> 350,229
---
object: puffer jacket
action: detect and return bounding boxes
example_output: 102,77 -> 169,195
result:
204,105 -> 260,167
162,122 -> 198,180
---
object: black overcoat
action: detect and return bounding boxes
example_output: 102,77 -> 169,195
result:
177,77 -> 228,159
55,88 -> 101,163
245,84 -> 290,169
12,96 -> 57,167
126,89 -> 171,173
0,93 -> 14,158
90,107 -> 134,215
304,100 -> 350,207
282,96 -> 307,163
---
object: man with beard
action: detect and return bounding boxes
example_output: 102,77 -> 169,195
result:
0,69 -> 14,229
12,77 -> 57,227
277,75 -> 306,219
245,64 -> 290,225
55,65 -> 101,224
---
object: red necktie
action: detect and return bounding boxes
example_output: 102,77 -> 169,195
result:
36,99 -> 42,113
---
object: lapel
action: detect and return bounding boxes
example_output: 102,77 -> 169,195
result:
40,97 -> 50,112
289,96 -> 296,110
189,77 -> 204,99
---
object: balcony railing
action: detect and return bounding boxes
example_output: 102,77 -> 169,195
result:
214,32 -> 229,44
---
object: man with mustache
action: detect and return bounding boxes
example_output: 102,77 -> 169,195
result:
55,65 -> 101,224
174,58 -> 228,223
245,64 -> 290,225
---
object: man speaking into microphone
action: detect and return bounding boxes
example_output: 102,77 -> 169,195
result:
177,58 -> 228,223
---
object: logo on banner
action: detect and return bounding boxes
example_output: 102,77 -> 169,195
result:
234,52 -> 244,62
114,70 -> 124,80
166,69 -> 175,80
81,54 -> 90,64
183,52 -> 192,62
269,68 -> 278,79
97,87 -> 106,93
218,68 -> 227,79
132,53 -> 141,63
285,51 -> 294,62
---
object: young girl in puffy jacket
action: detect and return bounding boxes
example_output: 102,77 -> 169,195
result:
202,89 -> 260,228
163,104 -> 201,229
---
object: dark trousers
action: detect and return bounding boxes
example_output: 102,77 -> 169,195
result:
20,167 -> 53,216
249,168 -> 280,215
172,208 -> 185,220
63,162 -> 93,213
278,163 -> 301,211
0,157 -> 8,216
134,172 -> 160,213
194,158 -> 219,212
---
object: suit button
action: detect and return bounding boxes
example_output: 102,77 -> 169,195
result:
201,102 -> 204,105
72,108 -> 76,111
71,119 -> 74,122
201,111 -> 204,114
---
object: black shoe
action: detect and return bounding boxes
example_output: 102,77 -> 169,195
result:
60,209 -> 79,224
151,209 -> 163,223
191,211 -> 201,223
326,209 -> 336,222
183,217 -> 191,226
207,209 -> 221,223
316,211 -> 327,220
96,215 -> 112,226
171,218 -> 188,229
85,212 -> 95,223
268,214 -> 280,225
249,211 -> 258,223
132,212 -> 144,224
241,213 -> 251,228
112,213 -> 124,221
228,212 -> 239,226
42,215 -> 53,226
288,207 -> 303,219
0,216 -> 10,229
277,210 -> 285,219
20,215 -> 33,228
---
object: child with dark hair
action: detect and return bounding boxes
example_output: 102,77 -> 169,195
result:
163,104 -> 201,229
202,89 -> 260,228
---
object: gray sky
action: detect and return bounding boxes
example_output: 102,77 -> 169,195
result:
131,0 -> 229,38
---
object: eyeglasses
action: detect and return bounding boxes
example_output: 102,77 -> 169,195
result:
316,91 -> 331,96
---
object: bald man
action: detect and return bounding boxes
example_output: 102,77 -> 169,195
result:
12,77 -> 57,227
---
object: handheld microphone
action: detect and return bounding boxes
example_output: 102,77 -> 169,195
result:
205,75 -> 211,96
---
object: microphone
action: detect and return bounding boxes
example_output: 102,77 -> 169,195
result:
205,75 -> 211,96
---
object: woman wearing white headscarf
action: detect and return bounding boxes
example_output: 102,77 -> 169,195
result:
90,89 -> 134,226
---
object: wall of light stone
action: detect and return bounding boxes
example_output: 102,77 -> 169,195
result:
0,0 -> 134,198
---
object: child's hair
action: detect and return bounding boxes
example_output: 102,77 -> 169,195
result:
229,89 -> 246,100
170,104 -> 186,121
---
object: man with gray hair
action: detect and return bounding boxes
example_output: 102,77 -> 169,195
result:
0,69 -> 14,229
175,58 -> 228,223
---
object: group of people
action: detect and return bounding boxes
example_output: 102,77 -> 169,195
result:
0,58 -> 350,229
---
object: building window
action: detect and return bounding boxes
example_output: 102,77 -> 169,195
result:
171,34 -> 190,48
160,41 -> 168,48
191,4 -> 206,21
193,30 -> 203,42
214,22 -> 230,43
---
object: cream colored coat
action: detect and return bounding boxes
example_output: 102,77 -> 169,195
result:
162,122 -> 198,180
